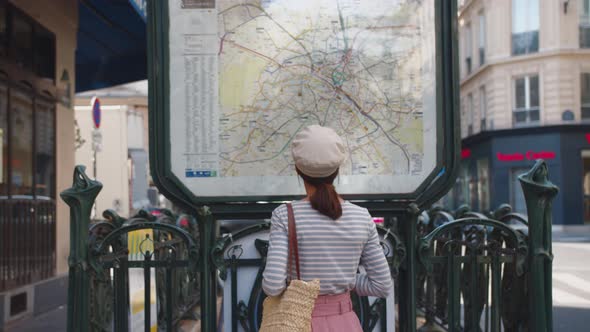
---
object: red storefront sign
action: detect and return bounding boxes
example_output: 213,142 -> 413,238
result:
461,148 -> 472,159
496,151 -> 556,162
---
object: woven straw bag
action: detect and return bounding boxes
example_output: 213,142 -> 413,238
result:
259,203 -> 320,332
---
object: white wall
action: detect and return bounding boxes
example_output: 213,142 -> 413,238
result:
127,108 -> 145,150
75,105 -> 130,217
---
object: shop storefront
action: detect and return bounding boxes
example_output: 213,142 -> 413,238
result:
0,1 -> 59,292
0,0 -> 147,327
446,125 -> 590,226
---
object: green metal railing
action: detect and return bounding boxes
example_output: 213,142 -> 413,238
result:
62,166 -> 200,332
62,160 -> 557,331
416,207 -> 528,332
210,222 -> 406,331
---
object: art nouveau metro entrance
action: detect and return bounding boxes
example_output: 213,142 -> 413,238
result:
60,1 -> 558,331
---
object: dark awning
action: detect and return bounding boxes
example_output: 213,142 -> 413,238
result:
76,0 -> 147,92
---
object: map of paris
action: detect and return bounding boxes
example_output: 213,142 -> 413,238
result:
168,0 -> 437,198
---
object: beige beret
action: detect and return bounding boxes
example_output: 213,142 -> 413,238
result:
291,125 -> 346,178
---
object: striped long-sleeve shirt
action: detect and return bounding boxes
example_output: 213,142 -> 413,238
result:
262,200 -> 393,297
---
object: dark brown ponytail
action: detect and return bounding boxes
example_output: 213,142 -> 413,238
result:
296,168 -> 342,220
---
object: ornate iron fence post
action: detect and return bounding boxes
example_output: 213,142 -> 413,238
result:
199,206 -> 217,331
519,160 -> 558,332
398,203 -> 420,332
417,208 -> 445,332
60,166 -> 103,332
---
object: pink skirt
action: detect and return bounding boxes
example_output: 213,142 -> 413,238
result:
311,292 -> 363,332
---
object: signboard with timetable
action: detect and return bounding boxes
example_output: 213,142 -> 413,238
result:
149,0 -> 459,206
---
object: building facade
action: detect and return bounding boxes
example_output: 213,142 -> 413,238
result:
449,0 -> 590,226
0,0 -> 77,327
75,81 -> 166,219
0,0 -> 148,328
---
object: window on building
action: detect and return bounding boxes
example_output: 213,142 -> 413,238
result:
480,86 -> 487,130
4,4 -> 56,81
11,9 -> 34,71
511,168 -> 529,214
477,159 -> 490,212
454,166 -> 471,207
0,81 -> 6,195
469,166 -> 478,210
0,85 -> 56,198
34,25 -> 56,81
581,0 -> 590,48
454,162 -> 478,209
461,97 -> 466,137
478,12 -> 486,66
441,187 -> 455,209
465,22 -> 472,74
513,75 -> 540,126
0,4 -> 7,57
0,3 -> 57,198
10,88 -> 34,196
512,0 -> 539,55
467,93 -> 474,135
35,99 -> 55,198
582,73 -> 590,120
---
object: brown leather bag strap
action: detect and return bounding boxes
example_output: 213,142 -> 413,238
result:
287,203 -> 301,280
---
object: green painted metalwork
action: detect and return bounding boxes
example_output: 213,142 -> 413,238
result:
62,166 -> 203,332
91,214 -> 200,330
88,218 -> 122,332
418,218 -> 528,279
417,208 -> 447,332
63,159 -> 559,331
398,204 -> 420,332
384,226 -> 407,278
494,205 -> 530,331
197,206 -> 218,332
519,160 -> 559,332
154,213 -> 201,325
416,206 -> 530,332
210,221 -> 401,331
61,165 -> 103,332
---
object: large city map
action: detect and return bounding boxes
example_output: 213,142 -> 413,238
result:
168,0 -> 437,198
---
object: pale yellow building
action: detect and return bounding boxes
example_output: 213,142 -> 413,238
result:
459,0 -> 590,134
453,0 -> 590,227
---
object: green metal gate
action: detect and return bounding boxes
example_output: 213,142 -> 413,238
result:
62,159 -> 557,332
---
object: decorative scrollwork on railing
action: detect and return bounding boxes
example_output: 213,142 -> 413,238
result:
378,226 -> 406,278
211,222 -> 270,281
211,220 -> 394,331
87,220 -> 117,332
417,214 -> 529,332
486,204 -> 530,331
63,161 -> 558,332
61,166 -> 103,332
453,204 -> 471,219
85,207 -> 200,331
418,218 -> 528,276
